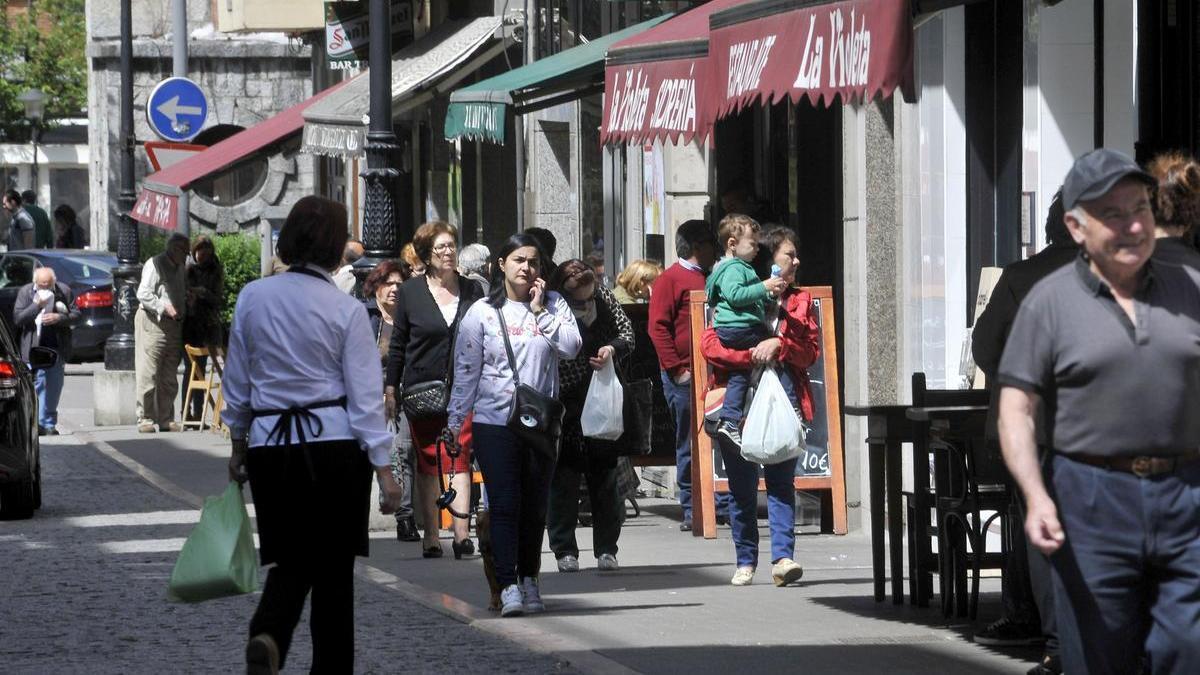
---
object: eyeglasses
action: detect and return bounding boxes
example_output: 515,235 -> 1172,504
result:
433,243 -> 457,253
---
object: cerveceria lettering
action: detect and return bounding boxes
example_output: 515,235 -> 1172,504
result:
794,6 -> 873,92
726,35 -> 776,100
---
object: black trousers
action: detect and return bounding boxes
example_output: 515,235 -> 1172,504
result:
1011,490 -> 1059,655
547,459 -> 622,559
245,440 -> 370,672
249,556 -> 355,672
472,423 -> 556,588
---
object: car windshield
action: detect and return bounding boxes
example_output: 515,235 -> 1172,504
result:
53,256 -> 115,280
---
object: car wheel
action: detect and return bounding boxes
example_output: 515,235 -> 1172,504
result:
33,459 -> 41,510
0,477 -> 36,520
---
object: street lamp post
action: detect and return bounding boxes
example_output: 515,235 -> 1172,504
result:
18,88 -> 46,194
105,0 -> 140,371
357,0 -> 402,280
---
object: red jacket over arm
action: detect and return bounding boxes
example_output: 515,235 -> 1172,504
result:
701,288 -> 820,421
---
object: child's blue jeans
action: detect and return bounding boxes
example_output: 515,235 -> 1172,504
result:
715,325 -> 796,423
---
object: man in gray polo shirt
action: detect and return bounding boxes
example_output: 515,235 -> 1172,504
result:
998,148 -> 1200,675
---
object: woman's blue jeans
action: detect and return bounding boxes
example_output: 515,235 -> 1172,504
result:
718,436 -> 797,568
472,423 -> 556,588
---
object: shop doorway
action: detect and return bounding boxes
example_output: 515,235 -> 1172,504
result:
713,101 -> 843,301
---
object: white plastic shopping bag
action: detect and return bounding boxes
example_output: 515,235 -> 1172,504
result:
581,359 -> 624,440
740,367 -> 805,464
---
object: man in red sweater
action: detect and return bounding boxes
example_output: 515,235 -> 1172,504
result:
649,219 -> 729,530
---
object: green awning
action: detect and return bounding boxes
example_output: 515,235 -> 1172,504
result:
445,14 -> 671,143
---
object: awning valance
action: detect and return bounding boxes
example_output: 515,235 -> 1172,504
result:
130,81 -> 346,230
445,14 -> 671,144
709,0 -> 915,118
600,0 -> 745,146
301,16 -> 506,158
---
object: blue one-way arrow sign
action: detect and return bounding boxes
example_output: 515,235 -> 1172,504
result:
147,77 -> 209,142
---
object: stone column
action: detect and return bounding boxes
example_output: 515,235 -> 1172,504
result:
841,97 -> 905,534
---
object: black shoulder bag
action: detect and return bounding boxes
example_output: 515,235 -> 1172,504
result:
401,299 -> 459,421
496,305 -> 565,463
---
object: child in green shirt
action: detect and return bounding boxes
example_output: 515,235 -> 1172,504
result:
705,214 -> 791,446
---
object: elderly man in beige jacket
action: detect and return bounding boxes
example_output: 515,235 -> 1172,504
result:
135,233 -> 189,433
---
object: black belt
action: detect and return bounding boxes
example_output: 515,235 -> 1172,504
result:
1065,452 -> 1200,478
250,397 -> 348,480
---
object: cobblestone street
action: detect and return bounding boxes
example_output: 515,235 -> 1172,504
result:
0,436 -> 575,674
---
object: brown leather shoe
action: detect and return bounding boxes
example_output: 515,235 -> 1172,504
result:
245,633 -> 279,675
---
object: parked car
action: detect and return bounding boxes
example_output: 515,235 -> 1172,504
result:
0,312 -> 54,519
0,250 -> 117,361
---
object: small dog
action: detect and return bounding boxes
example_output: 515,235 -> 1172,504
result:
476,508 -> 502,611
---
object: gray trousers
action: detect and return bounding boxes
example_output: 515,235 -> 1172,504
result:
390,416 -> 415,520
134,309 -> 182,427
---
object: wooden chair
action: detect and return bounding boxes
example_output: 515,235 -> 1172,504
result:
905,372 -> 989,608
208,348 -> 227,435
181,345 -> 216,430
935,432 -> 1012,618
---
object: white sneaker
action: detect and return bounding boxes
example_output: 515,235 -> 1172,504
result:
500,584 -> 524,617
557,555 -> 580,573
520,576 -> 545,613
597,553 -> 620,571
771,558 -> 804,587
731,566 -> 755,586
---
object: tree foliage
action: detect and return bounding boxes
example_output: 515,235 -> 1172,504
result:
0,0 -> 87,142
212,233 -> 261,328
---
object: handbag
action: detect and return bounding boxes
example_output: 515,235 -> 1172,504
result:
614,378 -> 654,456
401,380 -> 448,420
400,296 -> 461,420
496,306 -> 565,463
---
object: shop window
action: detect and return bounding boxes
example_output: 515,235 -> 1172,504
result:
49,168 -> 90,233
190,124 -> 269,206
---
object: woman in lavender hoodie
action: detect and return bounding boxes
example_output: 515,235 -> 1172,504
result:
446,233 -> 582,617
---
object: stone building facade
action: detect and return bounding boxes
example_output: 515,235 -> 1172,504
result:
86,0 -> 314,247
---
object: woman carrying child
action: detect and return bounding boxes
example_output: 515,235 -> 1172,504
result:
701,224 -> 820,587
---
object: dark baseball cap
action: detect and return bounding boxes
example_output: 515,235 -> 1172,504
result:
1062,149 -> 1155,210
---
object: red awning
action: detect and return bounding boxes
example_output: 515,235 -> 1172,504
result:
709,0 -> 915,119
600,0 -> 745,146
131,79 -> 351,230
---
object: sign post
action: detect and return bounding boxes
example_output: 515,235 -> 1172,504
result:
146,77 -> 209,142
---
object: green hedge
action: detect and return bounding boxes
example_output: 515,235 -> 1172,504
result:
137,229 -> 260,330
213,234 -> 260,327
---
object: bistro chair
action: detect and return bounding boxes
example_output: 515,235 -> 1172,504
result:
934,432 -> 1012,619
904,372 -> 989,609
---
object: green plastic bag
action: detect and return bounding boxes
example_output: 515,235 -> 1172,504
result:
167,481 -> 259,602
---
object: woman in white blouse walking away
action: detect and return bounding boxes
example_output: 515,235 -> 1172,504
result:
224,196 -> 404,674
447,233 -> 581,617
